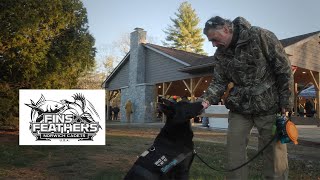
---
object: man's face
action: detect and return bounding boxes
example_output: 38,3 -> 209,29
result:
206,26 -> 232,49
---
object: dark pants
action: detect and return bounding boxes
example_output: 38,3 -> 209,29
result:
113,113 -> 119,120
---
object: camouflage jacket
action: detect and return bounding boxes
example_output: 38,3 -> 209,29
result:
203,17 -> 293,115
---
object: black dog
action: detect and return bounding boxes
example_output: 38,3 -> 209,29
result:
124,99 -> 203,180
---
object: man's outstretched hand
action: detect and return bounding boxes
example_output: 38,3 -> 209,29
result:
202,100 -> 210,109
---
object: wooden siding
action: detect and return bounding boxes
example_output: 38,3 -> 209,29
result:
107,60 -> 129,90
145,49 -> 210,84
288,35 -> 320,72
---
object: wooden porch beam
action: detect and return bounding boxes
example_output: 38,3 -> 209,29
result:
106,90 -> 111,121
309,70 -> 319,90
110,90 -> 119,100
162,82 -> 172,96
292,68 -> 297,75
294,83 -> 298,114
193,77 -> 203,93
182,80 -> 191,93
161,82 -> 174,123
315,72 -> 320,119
190,79 -> 194,102
162,83 -> 167,123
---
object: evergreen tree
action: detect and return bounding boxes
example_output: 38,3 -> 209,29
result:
0,0 -> 95,127
163,2 -> 206,55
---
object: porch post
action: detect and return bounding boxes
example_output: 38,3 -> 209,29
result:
294,83 -> 298,115
316,72 -> 320,119
106,90 -> 110,121
183,78 -> 203,102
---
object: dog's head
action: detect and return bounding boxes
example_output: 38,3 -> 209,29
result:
158,99 -> 203,123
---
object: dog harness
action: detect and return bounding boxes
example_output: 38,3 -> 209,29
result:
131,139 -> 194,179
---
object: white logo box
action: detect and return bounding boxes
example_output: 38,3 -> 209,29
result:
19,89 -> 105,145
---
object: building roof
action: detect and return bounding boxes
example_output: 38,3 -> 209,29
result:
145,43 -> 210,66
280,31 -> 320,47
145,31 -> 320,72
178,56 -> 215,73
103,30 -> 319,88
144,43 -> 216,73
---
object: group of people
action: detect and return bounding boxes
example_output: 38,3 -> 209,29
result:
298,98 -> 316,117
107,100 -> 134,122
107,105 -> 120,121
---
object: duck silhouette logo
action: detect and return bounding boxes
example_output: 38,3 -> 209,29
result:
25,93 -> 102,141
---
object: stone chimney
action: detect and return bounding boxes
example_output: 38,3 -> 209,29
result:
129,27 -> 146,85
130,27 -> 146,47
120,28 -> 157,123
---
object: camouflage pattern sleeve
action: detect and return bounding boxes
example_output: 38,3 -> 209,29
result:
260,29 -> 294,109
202,60 -> 229,105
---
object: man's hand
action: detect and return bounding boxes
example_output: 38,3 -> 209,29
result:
202,100 -> 210,109
281,108 -> 286,116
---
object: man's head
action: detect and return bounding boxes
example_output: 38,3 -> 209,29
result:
203,16 -> 233,49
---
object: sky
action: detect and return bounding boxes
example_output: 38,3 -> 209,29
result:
81,0 -> 320,69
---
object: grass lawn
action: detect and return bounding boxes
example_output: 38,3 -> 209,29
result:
0,124 -> 319,179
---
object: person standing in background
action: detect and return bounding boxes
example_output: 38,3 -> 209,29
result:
125,99 -> 133,123
113,106 -> 120,121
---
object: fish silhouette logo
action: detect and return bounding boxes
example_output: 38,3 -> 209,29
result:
20,90 -> 105,145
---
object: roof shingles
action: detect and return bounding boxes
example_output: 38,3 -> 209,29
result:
280,31 -> 320,47
145,43 -> 213,66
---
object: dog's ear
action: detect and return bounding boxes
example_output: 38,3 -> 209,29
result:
158,103 -> 170,114
162,99 -> 174,106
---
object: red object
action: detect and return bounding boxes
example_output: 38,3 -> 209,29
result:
291,66 -> 298,71
173,96 -> 177,100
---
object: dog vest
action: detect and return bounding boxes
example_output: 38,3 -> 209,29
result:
131,139 -> 194,179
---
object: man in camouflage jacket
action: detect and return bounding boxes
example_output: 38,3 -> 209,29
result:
202,16 -> 293,180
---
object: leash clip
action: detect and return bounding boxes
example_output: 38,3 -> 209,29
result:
149,146 -> 155,151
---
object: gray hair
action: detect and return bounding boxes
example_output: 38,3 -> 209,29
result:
203,16 -> 233,35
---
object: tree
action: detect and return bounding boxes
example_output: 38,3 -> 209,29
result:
0,0 -> 95,126
113,33 -> 157,57
163,2 -> 206,55
97,33 -> 157,76
113,33 -> 130,57
103,55 -> 116,75
76,71 -> 106,89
